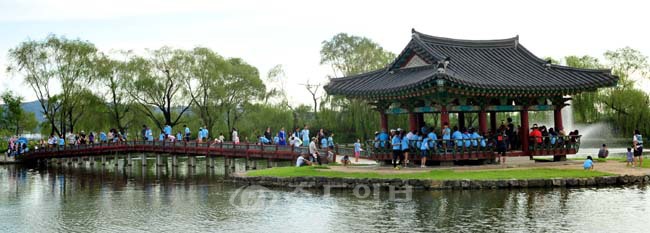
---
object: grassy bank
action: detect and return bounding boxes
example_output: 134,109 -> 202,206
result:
246,166 -> 612,180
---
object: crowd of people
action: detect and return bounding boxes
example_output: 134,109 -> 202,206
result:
4,136 -> 29,156
371,118 -> 585,169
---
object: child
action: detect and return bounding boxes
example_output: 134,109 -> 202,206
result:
584,156 -> 594,170
627,147 -> 634,167
353,139 -> 362,163
341,154 -> 351,166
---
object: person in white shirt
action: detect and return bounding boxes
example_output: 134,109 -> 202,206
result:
296,154 -> 312,167
309,137 -> 321,165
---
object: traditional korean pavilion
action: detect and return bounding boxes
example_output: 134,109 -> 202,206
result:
324,29 -> 618,162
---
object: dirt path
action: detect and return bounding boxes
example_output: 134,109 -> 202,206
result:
330,159 -> 650,176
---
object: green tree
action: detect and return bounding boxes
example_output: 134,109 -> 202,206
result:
93,52 -> 132,133
1,91 -> 38,135
565,55 -> 603,123
123,47 -> 192,130
320,33 -> 396,141
7,35 -> 96,135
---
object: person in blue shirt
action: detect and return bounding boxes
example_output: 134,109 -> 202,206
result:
353,138 -> 362,163
414,132 -> 422,149
479,131 -> 487,148
584,156 -> 594,170
184,125 -> 191,141
320,136 -> 328,149
176,132 -> 182,143
391,132 -> 401,169
273,134 -> 280,144
197,127 -> 204,143
259,135 -> 270,144
427,127 -> 438,151
327,133 -> 335,149
452,126 -> 463,148
146,127 -> 153,141
401,130 -> 410,167
470,128 -> 481,148
58,134 -> 65,147
462,128 -> 471,148
278,127 -> 287,146
202,126 -> 209,141
442,123 -> 451,149
164,124 -> 172,137
301,125 -> 310,147
159,132 -> 165,141
420,136 -> 430,168
378,130 -> 389,148
99,131 -> 107,143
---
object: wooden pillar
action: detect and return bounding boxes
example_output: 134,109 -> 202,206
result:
440,106 -> 450,128
126,154 -> 132,167
380,112 -> 388,132
458,112 -> 465,129
172,155 -> 178,167
141,153 -> 147,167
408,112 -> 418,132
478,110 -> 487,135
520,106 -> 530,156
554,107 -> 563,131
417,113 -> 425,129
490,111 -> 497,132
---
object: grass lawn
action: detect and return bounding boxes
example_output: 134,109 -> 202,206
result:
246,166 -> 613,180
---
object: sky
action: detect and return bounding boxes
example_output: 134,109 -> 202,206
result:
1,0 -> 649,106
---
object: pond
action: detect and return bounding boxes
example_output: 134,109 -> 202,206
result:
1,163 -> 649,232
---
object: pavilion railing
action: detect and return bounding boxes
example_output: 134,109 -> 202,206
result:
365,135 -> 582,158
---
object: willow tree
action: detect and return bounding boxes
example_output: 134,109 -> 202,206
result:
320,33 -> 395,141
7,35 -> 96,135
93,53 -> 132,133
0,91 -> 38,135
222,58 -> 265,132
565,55 -> 603,123
123,47 -> 192,130
182,47 -> 229,137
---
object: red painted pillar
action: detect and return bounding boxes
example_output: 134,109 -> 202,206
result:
490,111 -> 497,132
408,112 -> 417,132
440,106 -> 450,128
479,110 -> 487,135
520,106 -> 530,156
458,112 -> 465,129
554,107 -> 563,131
380,112 -> 389,132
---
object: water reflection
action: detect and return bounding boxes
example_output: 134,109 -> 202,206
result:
1,163 -> 650,232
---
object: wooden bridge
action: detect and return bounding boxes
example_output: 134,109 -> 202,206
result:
14,135 -> 581,167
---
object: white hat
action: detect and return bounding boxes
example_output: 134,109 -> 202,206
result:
397,128 -> 402,131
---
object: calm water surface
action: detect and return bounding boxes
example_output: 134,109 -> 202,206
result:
2,160 -> 650,233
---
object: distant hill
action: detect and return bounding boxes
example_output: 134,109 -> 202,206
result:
20,100 -> 45,122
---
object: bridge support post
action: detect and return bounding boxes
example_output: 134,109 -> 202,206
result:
126,154 -> 132,167
267,159 -> 272,168
244,158 -> 250,170
251,160 -> 257,170
188,155 -> 196,167
172,155 -> 178,167
224,157 -> 231,176
141,153 -> 147,167
231,158 -> 236,173
101,155 -> 106,166
208,156 -> 215,168
156,154 -> 163,167
114,153 -> 119,166
67,157 -> 73,166
77,157 -> 83,166
89,156 -> 95,166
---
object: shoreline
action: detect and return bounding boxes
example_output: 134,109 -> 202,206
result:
228,173 -> 650,190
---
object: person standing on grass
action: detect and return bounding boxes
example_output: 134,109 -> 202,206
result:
633,129 -> 643,167
627,147 -> 634,167
496,127 -> 507,164
354,138 -> 362,163
309,137 -> 321,165
584,156 -> 594,170
391,130 -> 402,169
401,130 -> 409,167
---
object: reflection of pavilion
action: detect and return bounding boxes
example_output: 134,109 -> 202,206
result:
324,29 -> 617,162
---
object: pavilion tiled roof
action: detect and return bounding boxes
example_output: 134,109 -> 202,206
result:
324,29 -> 618,98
